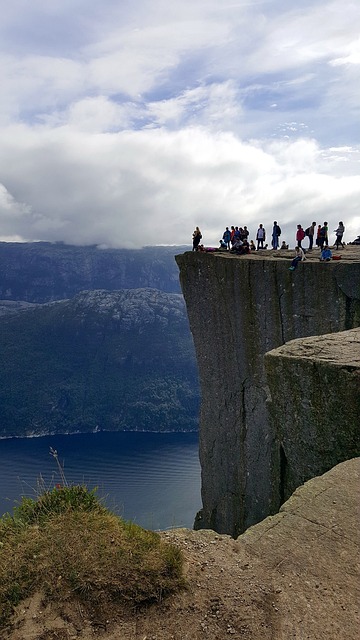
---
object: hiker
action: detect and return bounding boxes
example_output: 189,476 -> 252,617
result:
305,222 -> 317,250
271,221 -> 281,250
318,223 -> 328,250
289,246 -> 306,271
192,227 -> 202,251
280,241 -> 289,250
222,227 -> 231,250
230,237 -> 243,253
320,245 -> 332,261
296,224 -> 306,248
249,240 -> 256,251
316,224 -> 322,247
334,222 -> 345,249
256,224 -> 266,250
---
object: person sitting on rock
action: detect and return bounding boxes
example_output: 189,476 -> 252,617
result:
320,245 -> 332,261
249,240 -> 256,251
235,240 -> 250,255
289,246 -> 306,271
281,241 -> 289,250
230,237 -> 243,253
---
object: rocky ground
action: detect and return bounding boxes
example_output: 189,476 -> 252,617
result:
219,242 -> 360,263
5,458 -> 359,640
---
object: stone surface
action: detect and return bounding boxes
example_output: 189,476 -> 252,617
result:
176,246 -> 360,536
265,327 -> 360,502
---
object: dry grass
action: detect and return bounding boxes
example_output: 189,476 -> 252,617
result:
0,485 -> 185,628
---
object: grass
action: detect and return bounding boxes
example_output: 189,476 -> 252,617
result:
0,483 -> 185,628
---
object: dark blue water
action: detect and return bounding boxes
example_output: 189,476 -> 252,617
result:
0,431 -> 201,531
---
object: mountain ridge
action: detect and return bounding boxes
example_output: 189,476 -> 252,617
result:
0,288 -> 199,438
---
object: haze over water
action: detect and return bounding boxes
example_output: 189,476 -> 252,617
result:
0,431 -> 201,531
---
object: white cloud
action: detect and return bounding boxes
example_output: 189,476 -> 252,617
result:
0,0 -> 359,248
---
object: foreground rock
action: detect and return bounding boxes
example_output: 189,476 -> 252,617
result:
265,327 -> 360,502
7,458 -> 359,640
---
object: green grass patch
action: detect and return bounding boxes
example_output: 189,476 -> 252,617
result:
0,485 -> 185,628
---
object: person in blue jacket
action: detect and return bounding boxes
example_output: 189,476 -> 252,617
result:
222,227 -> 231,251
320,245 -> 332,261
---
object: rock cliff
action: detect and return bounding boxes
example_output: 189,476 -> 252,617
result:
176,248 -> 360,536
265,327 -> 360,503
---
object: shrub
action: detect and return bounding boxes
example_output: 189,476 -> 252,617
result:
0,485 -> 185,628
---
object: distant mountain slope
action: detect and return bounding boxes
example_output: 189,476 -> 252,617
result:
0,243 -> 188,302
0,289 -> 199,438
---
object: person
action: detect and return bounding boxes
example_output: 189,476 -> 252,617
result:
236,239 -> 250,255
192,226 -> 202,251
222,227 -> 231,250
219,238 -> 227,249
323,221 -> 329,245
305,221 -> 317,250
320,245 -> 332,261
316,224 -> 322,248
280,241 -> 289,250
289,246 -> 306,271
296,224 -> 305,248
256,224 -> 266,250
230,237 -> 243,253
318,223 -> 327,250
249,240 -> 256,251
334,222 -> 345,249
271,221 -> 281,250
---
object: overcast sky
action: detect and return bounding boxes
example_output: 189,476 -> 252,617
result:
0,0 -> 359,248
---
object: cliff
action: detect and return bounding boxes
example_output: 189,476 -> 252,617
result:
176,247 -> 360,536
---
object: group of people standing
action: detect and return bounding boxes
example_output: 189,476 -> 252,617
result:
192,220 -> 346,255
295,221 -> 345,250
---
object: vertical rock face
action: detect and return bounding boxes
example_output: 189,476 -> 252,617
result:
265,328 -> 360,503
175,252 -> 360,537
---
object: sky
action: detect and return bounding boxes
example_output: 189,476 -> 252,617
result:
0,0 -> 359,249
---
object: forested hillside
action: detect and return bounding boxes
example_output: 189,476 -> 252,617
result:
0,243 -> 186,302
0,289 -> 199,437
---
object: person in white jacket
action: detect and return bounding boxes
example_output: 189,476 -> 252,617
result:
289,246 -> 306,271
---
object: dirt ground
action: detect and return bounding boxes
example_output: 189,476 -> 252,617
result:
4,458 -> 359,640
2,528 -> 287,640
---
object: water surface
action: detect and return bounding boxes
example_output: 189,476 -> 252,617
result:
0,431 -> 201,530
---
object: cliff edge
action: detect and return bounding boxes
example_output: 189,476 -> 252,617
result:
176,247 -> 360,536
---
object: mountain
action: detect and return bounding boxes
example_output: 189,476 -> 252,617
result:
0,242 -> 187,303
0,289 -> 199,438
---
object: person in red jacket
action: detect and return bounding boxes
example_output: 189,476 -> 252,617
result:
296,224 -> 305,248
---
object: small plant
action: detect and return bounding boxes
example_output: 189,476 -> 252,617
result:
0,477 -> 185,629
10,484 -> 105,526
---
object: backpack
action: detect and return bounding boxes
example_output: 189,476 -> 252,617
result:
276,225 -> 281,236
305,227 -> 310,236
320,227 -> 326,237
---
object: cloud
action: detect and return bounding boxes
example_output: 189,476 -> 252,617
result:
0,0 -> 359,248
